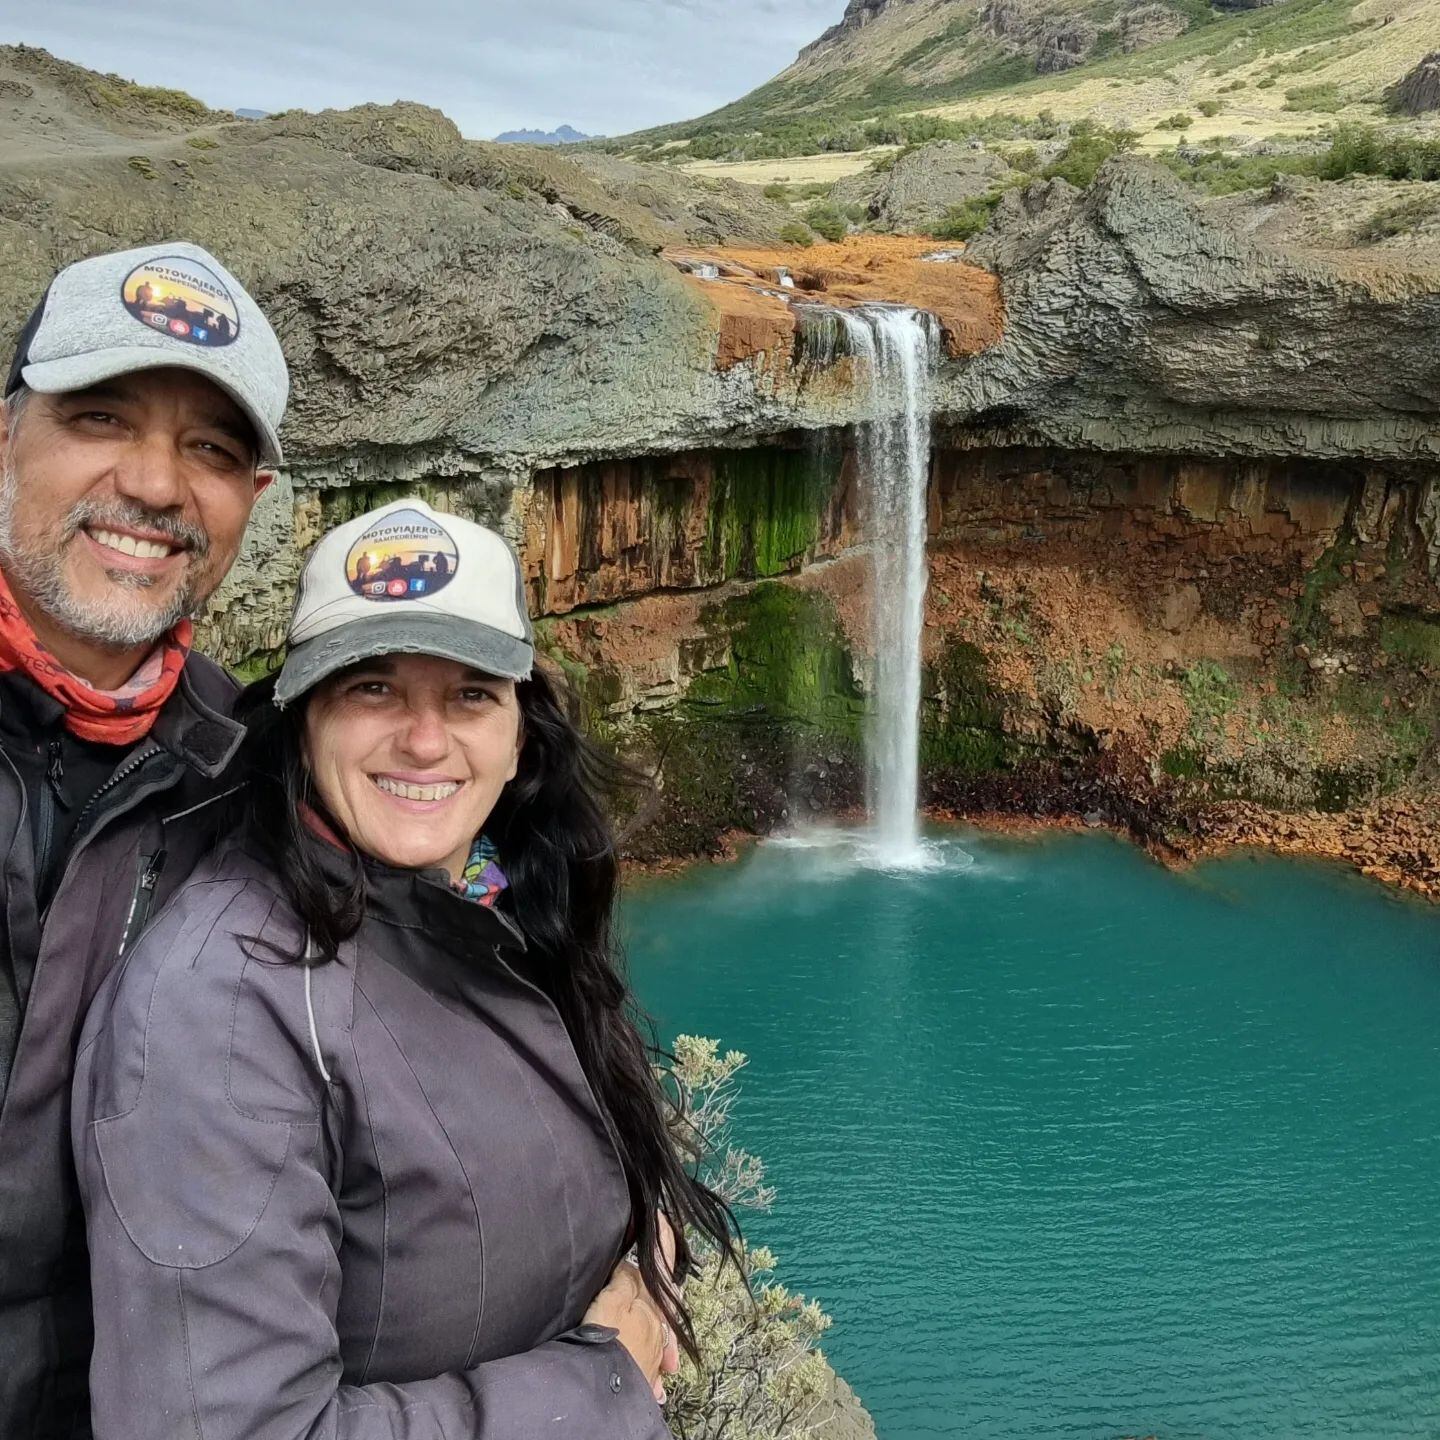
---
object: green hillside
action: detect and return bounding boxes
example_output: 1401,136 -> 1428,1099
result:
611,0 -> 1440,169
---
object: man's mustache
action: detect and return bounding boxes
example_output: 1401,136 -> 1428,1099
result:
63,498 -> 210,558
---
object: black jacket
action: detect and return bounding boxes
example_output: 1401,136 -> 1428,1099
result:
72,837 -> 670,1440
0,655 -> 244,1440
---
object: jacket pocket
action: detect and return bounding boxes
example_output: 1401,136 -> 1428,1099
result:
93,1108 -> 293,1268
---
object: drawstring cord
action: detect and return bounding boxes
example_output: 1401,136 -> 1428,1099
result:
303,936 -> 333,1085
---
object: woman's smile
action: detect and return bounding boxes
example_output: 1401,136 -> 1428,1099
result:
370,772 -> 466,806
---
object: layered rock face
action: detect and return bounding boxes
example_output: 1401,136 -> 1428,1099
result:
524,436 -> 1440,887
1386,52 -> 1440,116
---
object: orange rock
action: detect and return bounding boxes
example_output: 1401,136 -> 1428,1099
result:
665,235 -> 1004,367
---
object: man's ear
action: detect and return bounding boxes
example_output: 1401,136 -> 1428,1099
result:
254,470 -> 277,498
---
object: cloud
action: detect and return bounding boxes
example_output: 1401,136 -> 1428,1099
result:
9,0 -> 846,137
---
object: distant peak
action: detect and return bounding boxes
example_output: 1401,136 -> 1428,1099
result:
494,123 -> 595,146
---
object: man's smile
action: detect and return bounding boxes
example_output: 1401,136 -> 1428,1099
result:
79,524 -> 188,576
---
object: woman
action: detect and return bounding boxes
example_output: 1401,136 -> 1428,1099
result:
71,499 -> 733,1439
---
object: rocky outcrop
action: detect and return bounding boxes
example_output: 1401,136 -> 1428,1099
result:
812,1368 -> 878,1440
952,158 -> 1440,464
1118,3 -> 1188,53
831,141 -> 1014,233
801,0 -> 915,56
1034,17 -> 1098,72
1385,52 -> 1440,116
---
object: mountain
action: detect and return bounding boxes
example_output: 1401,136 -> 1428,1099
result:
495,124 -> 594,145
234,107 -> 270,120
626,0 -> 1440,151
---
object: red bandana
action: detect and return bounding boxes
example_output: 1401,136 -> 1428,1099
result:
0,565 -> 192,745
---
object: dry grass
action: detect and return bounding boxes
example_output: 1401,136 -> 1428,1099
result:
923,0 -> 1440,140
681,149 -> 897,185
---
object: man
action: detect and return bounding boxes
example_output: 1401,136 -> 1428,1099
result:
0,241 -> 289,1438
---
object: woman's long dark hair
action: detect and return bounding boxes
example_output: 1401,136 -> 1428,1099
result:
233,665 -> 738,1359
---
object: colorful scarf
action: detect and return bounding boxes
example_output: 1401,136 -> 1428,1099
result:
454,834 -> 508,908
0,565 -> 191,745
300,804 -> 509,906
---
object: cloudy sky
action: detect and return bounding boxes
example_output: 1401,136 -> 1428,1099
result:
10,0 -> 846,138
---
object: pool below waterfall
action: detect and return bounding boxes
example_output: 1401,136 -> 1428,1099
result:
623,828 -> 1440,1440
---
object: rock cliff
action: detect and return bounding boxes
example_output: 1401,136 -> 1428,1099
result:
953,161 -> 1440,464
4,46 -> 1440,892
1386,52 -> 1440,117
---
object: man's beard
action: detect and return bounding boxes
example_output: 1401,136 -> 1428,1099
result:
0,455 -> 212,651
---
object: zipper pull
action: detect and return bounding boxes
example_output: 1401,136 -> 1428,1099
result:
46,738 -> 64,802
119,849 -> 168,958
141,848 -> 167,892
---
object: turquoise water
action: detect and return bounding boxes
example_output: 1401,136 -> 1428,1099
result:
624,828 -> 1440,1439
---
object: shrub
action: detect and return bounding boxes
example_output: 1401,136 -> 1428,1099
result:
932,194 -> 1001,241
1355,193 -> 1440,243
803,201 -> 847,242
1041,123 -> 1139,189
1161,146 -> 1319,195
1157,112 -> 1195,131
761,183 -> 787,200
91,77 -> 210,121
184,135 -> 219,150
660,1038 -> 834,1440
779,220 -> 814,247
1197,99 -> 1222,117
1318,124 -> 1440,182
1284,82 -> 1342,113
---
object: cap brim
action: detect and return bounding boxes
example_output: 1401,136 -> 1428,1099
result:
273,612 -> 534,707
22,346 -> 284,467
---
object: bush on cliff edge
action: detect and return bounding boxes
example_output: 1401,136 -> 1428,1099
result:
662,1036 -> 836,1440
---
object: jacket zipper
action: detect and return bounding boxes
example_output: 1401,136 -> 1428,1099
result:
33,739 -> 62,895
70,742 -> 163,845
40,743 -> 163,927
119,848 -> 167,957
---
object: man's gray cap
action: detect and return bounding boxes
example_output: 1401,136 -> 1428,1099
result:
10,241 -> 288,466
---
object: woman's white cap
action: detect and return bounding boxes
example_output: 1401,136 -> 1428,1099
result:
274,498 -> 533,706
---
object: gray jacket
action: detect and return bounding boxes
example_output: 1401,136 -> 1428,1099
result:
71,838 -> 671,1440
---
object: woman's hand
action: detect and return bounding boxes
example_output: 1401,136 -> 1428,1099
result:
583,1261 -> 668,1400
584,1213 -> 683,1404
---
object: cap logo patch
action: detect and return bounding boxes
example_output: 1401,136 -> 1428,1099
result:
121,255 -> 241,348
346,508 -> 460,602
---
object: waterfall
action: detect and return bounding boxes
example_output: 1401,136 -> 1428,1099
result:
798,303 -> 940,863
